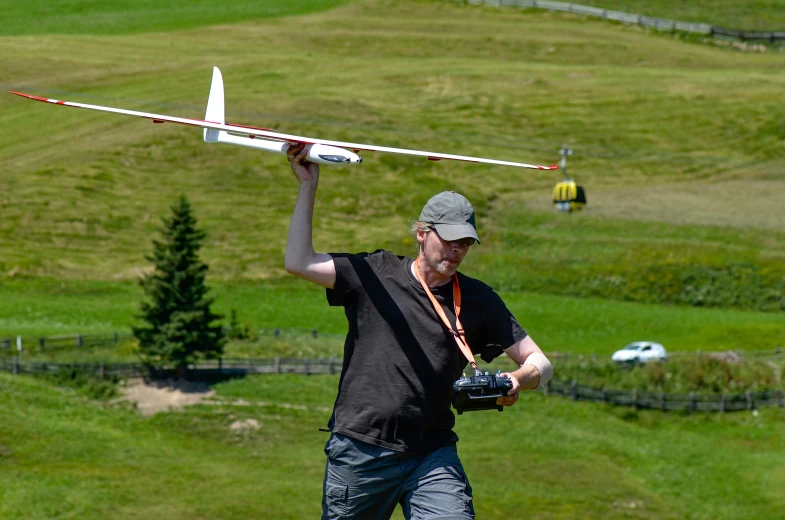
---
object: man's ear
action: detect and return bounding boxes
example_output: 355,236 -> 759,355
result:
416,230 -> 427,250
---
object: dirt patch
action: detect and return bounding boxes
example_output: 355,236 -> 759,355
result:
119,378 -> 216,416
230,418 -> 261,433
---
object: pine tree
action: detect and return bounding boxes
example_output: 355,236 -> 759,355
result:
133,195 -> 225,373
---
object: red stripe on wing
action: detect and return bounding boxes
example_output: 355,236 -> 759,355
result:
9,91 -> 53,103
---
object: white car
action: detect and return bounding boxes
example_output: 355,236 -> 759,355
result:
611,342 -> 667,364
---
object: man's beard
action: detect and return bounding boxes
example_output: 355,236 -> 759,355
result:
430,257 -> 458,277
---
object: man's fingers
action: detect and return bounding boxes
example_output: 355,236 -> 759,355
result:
287,143 -> 304,161
287,144 -> 310,166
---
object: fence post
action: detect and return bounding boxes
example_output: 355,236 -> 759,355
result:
632,390 -> 638,410
12,356 -> 18,375
305,358 -> 310,376
76,334 -> 83,347
543,379 -> 550,397
39,338 -> 45,351
602,388 -> 607,403
329,357 -> 336,375
570,380 -> 578,401
114,332 -> 119,345
659,392 -> 665,411
720,393 -> 726,413
274,357 -> 280,374
99,363 -> 105,381
746,391 -> 754,411
689,392 -> 696,414
312,329 -> 318,338
777,390 -> 784,408
16,336 -> 22,356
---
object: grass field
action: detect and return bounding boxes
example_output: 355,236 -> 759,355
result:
2,2 -> 785,517
2,1 -> 784,311
5,278 -> 785,355
1,0 -> 784,363
1,372 -> 784,520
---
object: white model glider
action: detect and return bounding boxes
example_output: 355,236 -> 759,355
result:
9,67 -> 558,170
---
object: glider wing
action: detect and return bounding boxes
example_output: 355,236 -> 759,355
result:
8,87 -> 557,171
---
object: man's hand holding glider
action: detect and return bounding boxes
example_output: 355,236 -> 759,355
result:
287,143 -> 319,184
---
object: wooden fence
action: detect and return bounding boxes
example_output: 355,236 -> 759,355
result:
0,357 -> 343,378
0,332 -> 132,352
544,379 -> 784,412
0,328 -> 344,354
2,355 -> 783,412
456,0 -> 785,43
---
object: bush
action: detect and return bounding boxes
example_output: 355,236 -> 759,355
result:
227,308 -> 257,341
40,369 -> 120,400
554,353 -> 783,394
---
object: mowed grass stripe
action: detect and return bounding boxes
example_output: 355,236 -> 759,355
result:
0,0 -> 353,36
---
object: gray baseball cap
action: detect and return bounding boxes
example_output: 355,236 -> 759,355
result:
419,191 -> 480,244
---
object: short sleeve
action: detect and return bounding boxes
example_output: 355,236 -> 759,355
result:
325,251 -> 395,307
325,253 -> 366,307
477,291 -> 527,363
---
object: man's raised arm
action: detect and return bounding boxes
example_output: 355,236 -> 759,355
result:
284,144 -> 337,289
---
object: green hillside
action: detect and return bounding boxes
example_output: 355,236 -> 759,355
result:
3,3 -> 785,519
2,0 -> 784,346
1,372 -> 784,520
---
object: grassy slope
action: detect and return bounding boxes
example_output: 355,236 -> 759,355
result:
1,372 -> 784,520
3,3 -> 785,519
0,2 -> 783,331
2,0 -> 784,280
0,2 -> 782,353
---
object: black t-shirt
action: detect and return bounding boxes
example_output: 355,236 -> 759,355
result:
325,250 -> 527,453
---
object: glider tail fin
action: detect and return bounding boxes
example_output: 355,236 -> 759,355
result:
201,66 -> 292,156
204,66 -> 225,143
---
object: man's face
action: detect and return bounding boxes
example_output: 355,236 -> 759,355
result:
418,229 -> 475,277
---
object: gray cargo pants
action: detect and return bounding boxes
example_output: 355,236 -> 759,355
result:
321,433 -> 475,520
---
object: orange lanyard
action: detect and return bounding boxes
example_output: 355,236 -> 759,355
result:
414,258 -> 478,370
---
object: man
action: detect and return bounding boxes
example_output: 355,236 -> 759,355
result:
284,143 -> 553,520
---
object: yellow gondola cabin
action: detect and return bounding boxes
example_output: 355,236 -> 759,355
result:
552,180 -> 586,213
